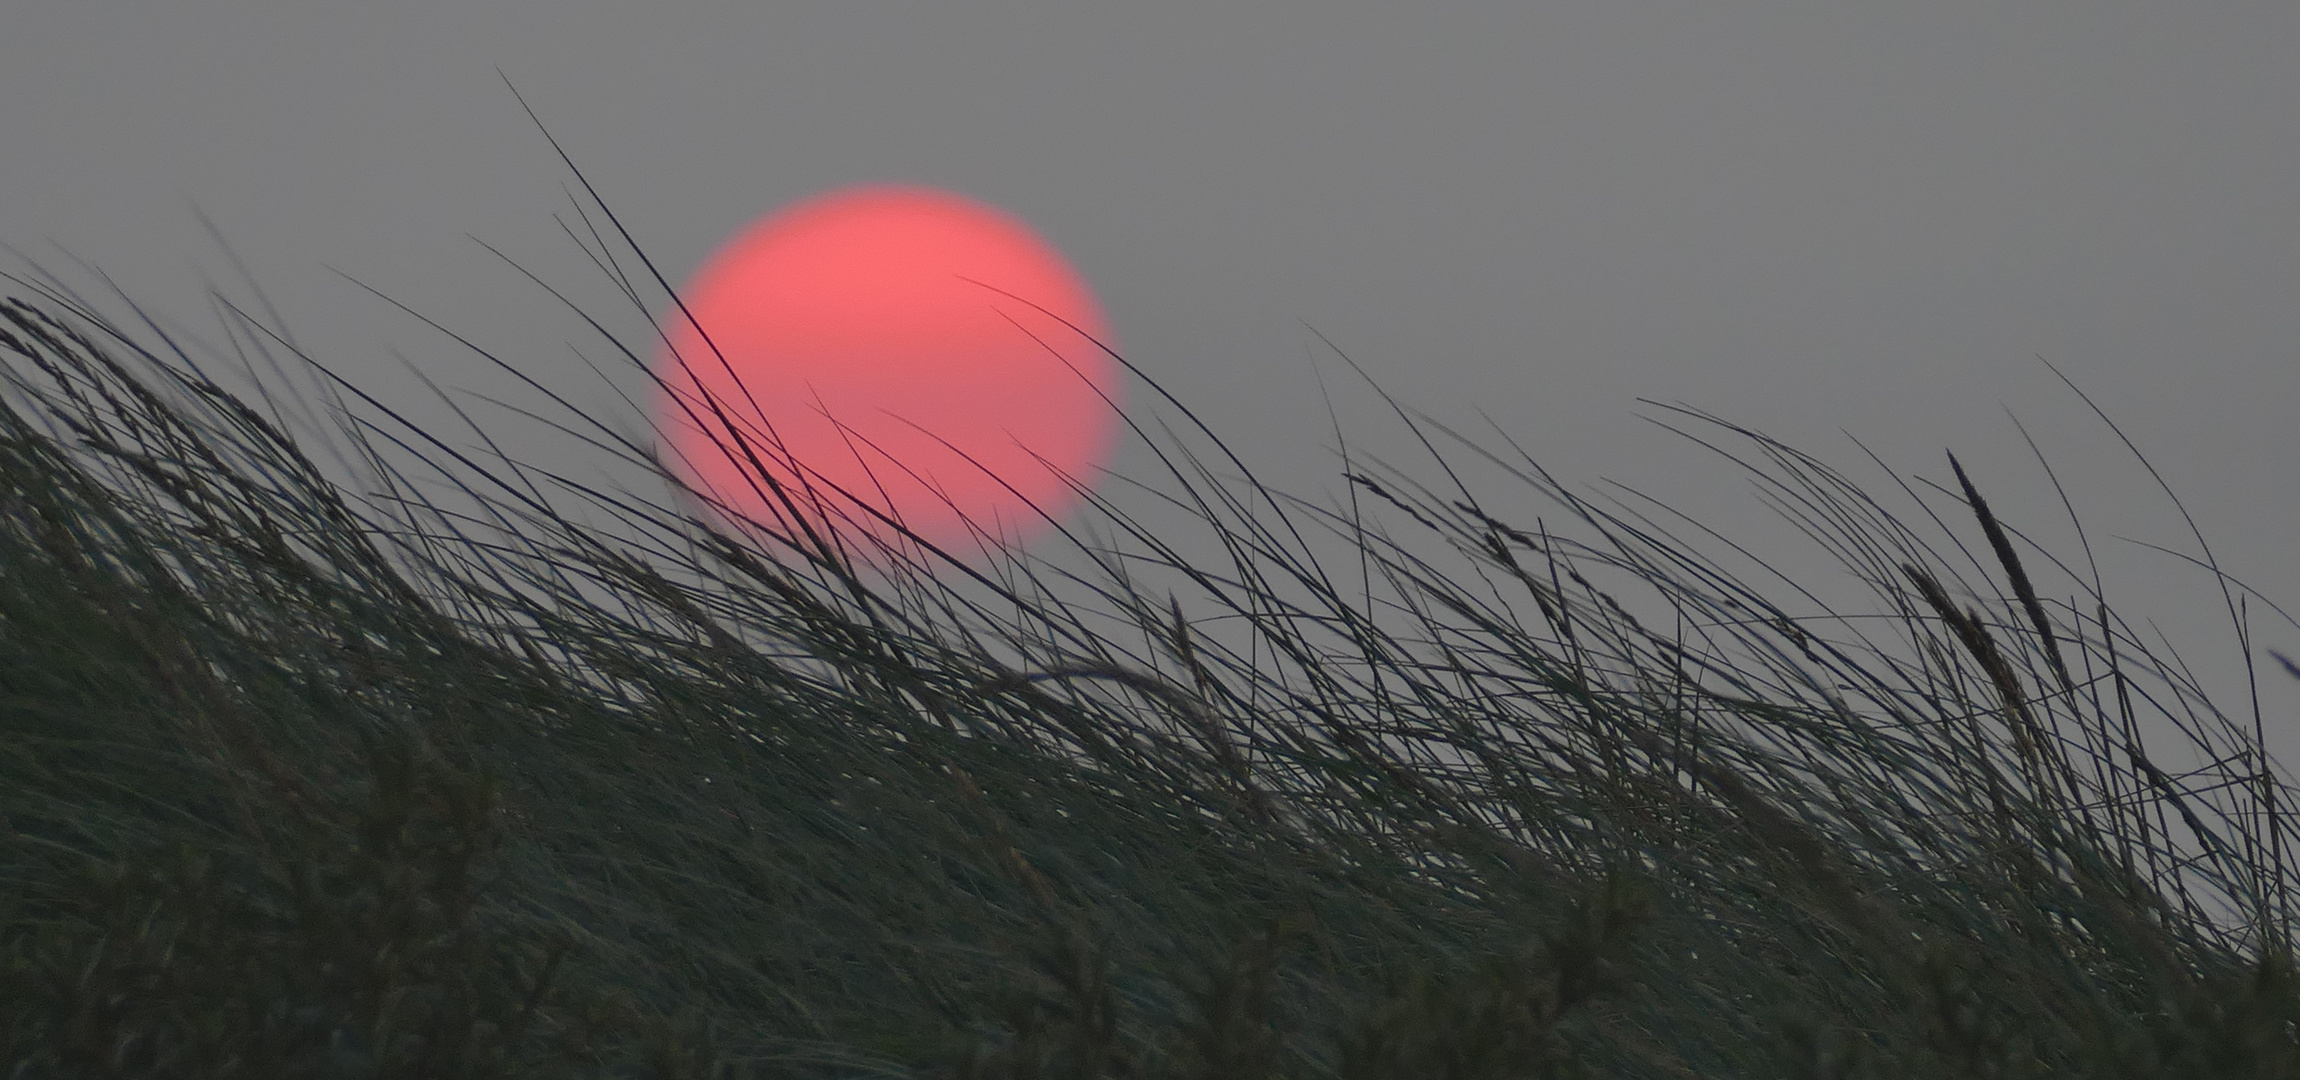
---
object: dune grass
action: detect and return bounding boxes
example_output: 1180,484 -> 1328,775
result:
5,168 -> 2300,1078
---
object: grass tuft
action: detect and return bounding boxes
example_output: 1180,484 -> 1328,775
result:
4,166 -> 2300,1076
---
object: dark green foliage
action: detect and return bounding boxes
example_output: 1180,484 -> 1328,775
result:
1,733 -> 642,1079
1331,870 -> 1649,1080
3,180 -> 2299,1079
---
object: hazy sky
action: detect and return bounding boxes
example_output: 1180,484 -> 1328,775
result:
6,3 -> 2296,755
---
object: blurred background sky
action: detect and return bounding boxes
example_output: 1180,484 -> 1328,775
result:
5,2 -> 2296,760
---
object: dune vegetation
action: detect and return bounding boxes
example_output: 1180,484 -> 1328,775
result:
5,164 -> 2299,1078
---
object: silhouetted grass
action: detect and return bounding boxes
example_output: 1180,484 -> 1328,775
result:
5,158 -> 2299,1078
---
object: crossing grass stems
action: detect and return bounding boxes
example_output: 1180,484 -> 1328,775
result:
4,142 -> 2300,1078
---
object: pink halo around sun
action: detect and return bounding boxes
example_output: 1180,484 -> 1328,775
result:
654,184 -> 1121,557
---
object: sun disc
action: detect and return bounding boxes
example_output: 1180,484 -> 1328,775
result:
655,184 -> 1119,557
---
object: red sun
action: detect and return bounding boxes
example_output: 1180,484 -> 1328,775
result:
655,184 -> 1120,556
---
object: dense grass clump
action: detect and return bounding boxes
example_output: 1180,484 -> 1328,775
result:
4,185 -> 2299,1076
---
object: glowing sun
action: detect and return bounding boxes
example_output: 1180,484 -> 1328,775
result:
655,184 -> 1119,556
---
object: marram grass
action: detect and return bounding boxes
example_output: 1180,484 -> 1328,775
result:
3,195 -> 2300,1078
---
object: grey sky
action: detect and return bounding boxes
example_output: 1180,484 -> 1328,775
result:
6,2 -> 2296,758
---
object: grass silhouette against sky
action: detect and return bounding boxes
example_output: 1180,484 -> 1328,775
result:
6,115 -> 2300,1078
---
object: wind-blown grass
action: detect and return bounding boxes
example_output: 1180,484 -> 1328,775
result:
4,164 -> 2299,1078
